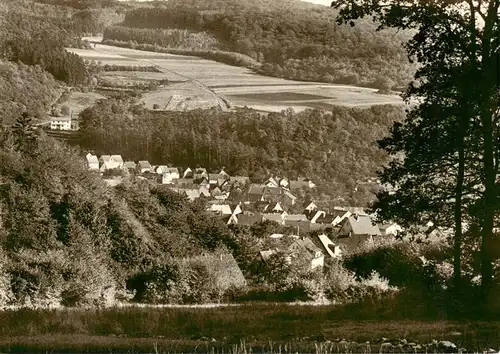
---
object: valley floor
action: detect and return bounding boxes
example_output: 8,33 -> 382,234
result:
71,38 -> 404,113
1,304 -> 499,353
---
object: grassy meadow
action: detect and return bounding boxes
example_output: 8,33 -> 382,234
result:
68,42 -> 404,113
1,303 -> 500,353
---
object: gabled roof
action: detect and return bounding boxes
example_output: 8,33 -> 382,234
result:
123,161 -> 136,169
317,234 -> 341,258
285,214 -> 309,222
237,214 -> 263,225
316,214 -> 336,224
283,190 -> 297,200
99,155 -> 111,163
347,215 -> 381,236
110,155 -> 123,164
268,201 -> 283,211
138,160 -> 152,169
260,249 -> 278,260
263,213 -> 284,223
288,238 -> 323,258
264,186 -> 282,196
248,184 -> 266,195
155,165 -> 169,173
210,204 -> 232,215
230,176 -> 250,184
86,153 -> 98,163
168,167 -> 179,174
254,201 -> 270,212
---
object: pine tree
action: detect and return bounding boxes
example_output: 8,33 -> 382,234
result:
12,112 -> 38,155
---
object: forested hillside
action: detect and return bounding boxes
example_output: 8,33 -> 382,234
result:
79,100 -> 406,204
0,0 -> 127,124
104,0 -> 415,89
0,61 -> 62,125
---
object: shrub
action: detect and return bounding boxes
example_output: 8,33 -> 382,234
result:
323,259 -> 358,304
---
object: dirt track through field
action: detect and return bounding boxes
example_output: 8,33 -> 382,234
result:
73,39 -> 404,112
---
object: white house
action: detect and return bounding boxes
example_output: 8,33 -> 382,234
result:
317,234 -> 342,259
50,116 -> 79,131
85,153 -> 99,171
378,223 -> 403,236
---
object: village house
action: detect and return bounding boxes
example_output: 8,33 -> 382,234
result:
173,188 -> 200,201
303,200 -> 318,213
122,161 -> 136,171
137,160 -> 153,174
237,214 -> 264,226
312,209 -> 351,227
284,214 -> 309,227
50,116 -> 79,131
265,176 -> 280,188
230,176 -> 250,187
85,153 -> 99,171
199,185 -> 211,198
337,214 -> 382,249
99,155 -> 123,172
263,213 -> 285,225
288,237 -> 325,270
247,184 -> 266,202
209,173 -> 228,187
314,234 -> 342,259
268,201 -> 284,213
378,222 -> 403,236
173,178 -> 197,188
194,168 -> 208,180
160,167 -> 181,184
279,177 -> 289,189
281,190 -> 297,206
182,167 -> 193,179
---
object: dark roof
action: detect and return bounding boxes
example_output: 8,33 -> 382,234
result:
316,214 -> 336,224
345,215 -> 381,236
264,186 -> 282,196
248,184 -> 266,195
237,214 -> 263,225
254,201 -> 270,212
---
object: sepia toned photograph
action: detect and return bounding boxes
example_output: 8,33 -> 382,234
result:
0,0 -> 498,352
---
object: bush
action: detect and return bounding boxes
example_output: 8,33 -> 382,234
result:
129,251 -> 246,304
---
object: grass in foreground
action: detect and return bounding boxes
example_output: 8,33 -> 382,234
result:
0,303 -> 500,352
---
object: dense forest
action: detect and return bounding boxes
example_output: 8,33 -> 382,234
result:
103,0 -> 415,89
79,100 -> 405,205
0,61 -> 62,125
0,0 -> 127,90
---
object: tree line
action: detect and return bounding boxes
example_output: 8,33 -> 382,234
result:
78,100 -> 405,206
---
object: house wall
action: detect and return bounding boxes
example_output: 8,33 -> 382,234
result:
311,256 -> 324,269
336,234 -> 371,250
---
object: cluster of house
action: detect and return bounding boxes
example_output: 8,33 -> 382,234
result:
85,153 -> 402,270
210,199 -> 402,270
85,153 -> 318,202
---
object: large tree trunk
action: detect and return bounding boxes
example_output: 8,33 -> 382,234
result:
453,143 -> 465,290
481,109 -> 496,297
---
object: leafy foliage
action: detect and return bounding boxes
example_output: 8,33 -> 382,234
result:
79,100 -> 405,205
0,60 -> 61,125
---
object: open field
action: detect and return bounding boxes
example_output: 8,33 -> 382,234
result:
69,41 -> 405,113
58,91 -> 107,117
142,81 -> 230,111
0,304 -> 499,353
